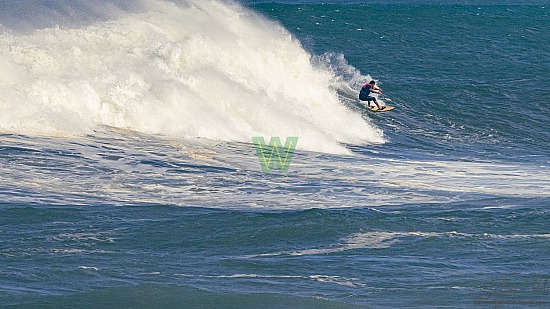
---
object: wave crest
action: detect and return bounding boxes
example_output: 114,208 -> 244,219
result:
0,0 -> 384,153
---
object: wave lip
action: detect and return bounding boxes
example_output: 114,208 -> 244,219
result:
0,0 -> 383,154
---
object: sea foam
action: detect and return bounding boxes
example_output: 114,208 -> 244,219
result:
0,0 -> 383,153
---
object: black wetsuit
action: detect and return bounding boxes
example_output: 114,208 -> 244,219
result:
359,83 -> 378,104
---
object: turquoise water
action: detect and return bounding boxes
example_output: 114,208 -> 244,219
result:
1,0 -> 549,308
254,2 -> 549,158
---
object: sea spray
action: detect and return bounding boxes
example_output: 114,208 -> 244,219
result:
0,0 -> 384,153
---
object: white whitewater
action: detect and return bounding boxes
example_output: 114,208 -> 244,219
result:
0,0 -> 383,154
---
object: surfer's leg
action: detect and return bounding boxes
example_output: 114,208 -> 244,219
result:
367,97 -> 376,108
371,97 -> 382,109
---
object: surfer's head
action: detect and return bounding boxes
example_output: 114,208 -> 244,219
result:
369,80 -> 376,85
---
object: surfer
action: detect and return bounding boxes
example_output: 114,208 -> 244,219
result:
359,80 -> 383,110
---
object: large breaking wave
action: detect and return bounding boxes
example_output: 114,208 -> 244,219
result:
0,0 -> 383,153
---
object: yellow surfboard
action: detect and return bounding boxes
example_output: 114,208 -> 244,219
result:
369,105 -> 395,112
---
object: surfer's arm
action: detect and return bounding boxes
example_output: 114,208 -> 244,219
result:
371,87 -> 382,94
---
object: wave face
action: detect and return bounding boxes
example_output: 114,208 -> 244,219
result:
0,0 -> 383,153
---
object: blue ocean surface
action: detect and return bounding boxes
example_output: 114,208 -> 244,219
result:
0,0 -> 549,308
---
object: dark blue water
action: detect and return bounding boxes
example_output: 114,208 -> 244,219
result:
251,2 -> 549,158
1,0 -> 549,308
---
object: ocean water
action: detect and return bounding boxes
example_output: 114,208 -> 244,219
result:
0,0 -> 549,308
